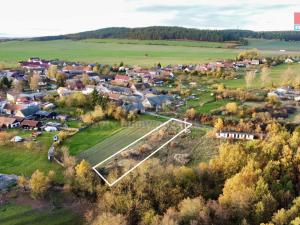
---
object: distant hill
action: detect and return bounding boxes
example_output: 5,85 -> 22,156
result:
32,26 -> 300,42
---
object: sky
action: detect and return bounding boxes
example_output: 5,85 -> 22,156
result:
0,0 -> 299,37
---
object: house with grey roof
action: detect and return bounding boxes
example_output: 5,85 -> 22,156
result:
142,95 -> 172,110
15,105 -> 40,119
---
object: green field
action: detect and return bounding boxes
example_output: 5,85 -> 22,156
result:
74,120 -> 162,166
0,131 -> 62,181
0,39 -> 241,66
0,204 -> 81,225
84,38 -> 238,48
240,38 -> 300,51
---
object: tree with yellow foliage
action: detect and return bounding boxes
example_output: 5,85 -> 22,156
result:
75,160 -> 94,193
29,170 -> 51,199
214,118 -> 224,131
225,102 -> 238,114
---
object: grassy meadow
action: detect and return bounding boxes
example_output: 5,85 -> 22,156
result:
221,63 -> 300,89
0,131 -> 63,181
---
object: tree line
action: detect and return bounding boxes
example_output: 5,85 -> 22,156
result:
33,26 -> 300,42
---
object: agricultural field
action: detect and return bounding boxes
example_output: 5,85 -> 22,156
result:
0,204 -> 81,225
0,39 -> 240,66
84,38 -> 239,48
0,130 -> 63,182
240,38 -> 300,51
1,38 -> 300,67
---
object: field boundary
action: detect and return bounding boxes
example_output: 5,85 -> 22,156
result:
92,118 -> 192,186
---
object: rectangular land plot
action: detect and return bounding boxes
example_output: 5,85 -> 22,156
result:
78,120 -> 162,166
93,118 -> 192,186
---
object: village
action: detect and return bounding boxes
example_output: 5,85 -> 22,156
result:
0,55 -> 300,144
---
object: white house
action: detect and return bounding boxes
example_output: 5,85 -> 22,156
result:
216,132 -> 255,140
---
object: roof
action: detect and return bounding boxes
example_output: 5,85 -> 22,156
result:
147,95 -> 172,106
115,75 -> 129,81
21,119 -> 41,127
0,116 -> 18,126
123,102 -> 144,112
18,105 -> 40,117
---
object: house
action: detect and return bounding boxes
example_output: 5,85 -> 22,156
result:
15,105 -> 40,119
285,58 -> 294,64
20,119 -> 42,130
35,110 -> 56,119
3,103 -> 24,115
216,132 -> 255,140
113,75 -> 130,85
122,102 -> 145,113
142,95 -> 172,110
0,116 -> 20,128
6,92 -> 18,103
251,60 -> 260,65
57,87 -> 72,97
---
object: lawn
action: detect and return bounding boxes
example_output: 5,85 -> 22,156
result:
0,130 -> 63,181
63,118 -> 163,166
63,120 -> 123,156
196,99 -> 231,114
0,204 -> 81,225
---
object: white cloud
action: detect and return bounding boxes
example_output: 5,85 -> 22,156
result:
0,0 -> 299,37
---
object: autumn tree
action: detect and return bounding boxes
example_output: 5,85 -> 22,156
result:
91,212 -> 127,225
14,80 -> 25,93
225,102 -> 238,114
82,73 -> 90,85
214,118 -> 224,131
29,170 -> 51,199
280,67 -> 295,86
18,176 -> 28,191
29,73 -> 40,91
47,65 -> 58,78
56,73 -> 66,87
245,70 -> 256,88
75,160 -> 94,193
186,108 -> 196,120
260,66 -> 271,87
238,49 -> 260,60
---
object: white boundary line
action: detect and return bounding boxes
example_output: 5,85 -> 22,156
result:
92,118 -> 192,186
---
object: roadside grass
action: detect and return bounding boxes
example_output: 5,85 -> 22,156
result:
0,130 -> 63,181
0,204 -> 81,225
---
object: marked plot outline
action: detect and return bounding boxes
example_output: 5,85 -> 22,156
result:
93,118 -> 192,186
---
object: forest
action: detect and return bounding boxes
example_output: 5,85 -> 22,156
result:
33,26 -> 300,42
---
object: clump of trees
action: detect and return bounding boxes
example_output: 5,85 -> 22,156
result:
238,49 -> 260,60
